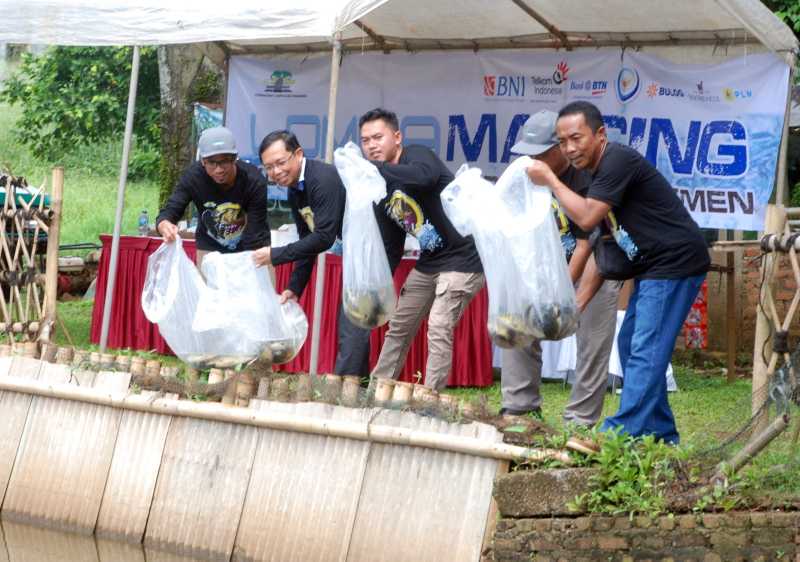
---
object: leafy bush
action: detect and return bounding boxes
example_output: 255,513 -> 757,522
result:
0,46 -> 160,159
569,430 -> 684,517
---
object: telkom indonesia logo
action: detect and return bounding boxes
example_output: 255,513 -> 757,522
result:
553,61 -> 569,84
616,67 -> 640,103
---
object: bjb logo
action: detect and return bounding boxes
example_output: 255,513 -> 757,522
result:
483,75 -> 526,97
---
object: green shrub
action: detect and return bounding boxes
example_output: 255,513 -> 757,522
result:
0,46 -> 160,158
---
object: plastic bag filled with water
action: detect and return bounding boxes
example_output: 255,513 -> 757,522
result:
335,142 -> 396,329
441,159 -> 578,346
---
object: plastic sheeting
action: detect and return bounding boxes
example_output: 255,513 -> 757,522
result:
0,0 -> 795,54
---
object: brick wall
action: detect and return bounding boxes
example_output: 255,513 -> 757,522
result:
703,248 -> 799,354
739,248 -> 800,352
489,511 -> 800,562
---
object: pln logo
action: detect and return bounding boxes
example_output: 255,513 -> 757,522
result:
616,67 -> 640,103
264,70 -> 295,93
724,87 -> 753,101
483,75 -> 526,97
552,61 -> 569,85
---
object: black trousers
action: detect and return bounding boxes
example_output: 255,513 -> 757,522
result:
333,304 -> 371,376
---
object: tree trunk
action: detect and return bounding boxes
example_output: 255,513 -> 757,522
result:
157,45 -> 204,211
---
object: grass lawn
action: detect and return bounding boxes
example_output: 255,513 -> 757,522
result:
0,103 -> 160,249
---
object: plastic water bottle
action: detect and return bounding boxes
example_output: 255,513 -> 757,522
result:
137,210 -> 149,236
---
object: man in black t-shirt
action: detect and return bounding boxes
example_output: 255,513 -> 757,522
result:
499,111 -> 621,428
527,101 -> 709,443
360,108 -> 485,390
156,127 -> 269,265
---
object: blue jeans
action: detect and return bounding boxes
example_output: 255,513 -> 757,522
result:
601,274 -> 705,443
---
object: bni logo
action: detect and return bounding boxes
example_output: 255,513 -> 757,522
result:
483,75 -> 526,96
616,67 -> 640,103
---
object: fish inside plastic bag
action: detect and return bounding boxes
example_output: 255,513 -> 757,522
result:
141,238 -> 307,368
441,159 -> 578,346
334,141 -> 396,329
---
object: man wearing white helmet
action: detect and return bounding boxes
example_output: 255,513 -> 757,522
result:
156,126 -> 270,264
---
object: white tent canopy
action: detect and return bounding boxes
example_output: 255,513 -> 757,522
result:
1,0 -> 797,371
1,0 -> 796,54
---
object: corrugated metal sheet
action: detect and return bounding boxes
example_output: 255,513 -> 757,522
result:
233,401 -> 372,562
144,412 -> 259,561
1,370 -> 131,533
38,362 -> 73,385
345,408 -> 501,562
232,401 -> 502,562
96,391 -> 172,542
0,359 -> 45,506
7,358 -> 42,381
0,519 -> 8,562
2,519 -> 99,561
0,357 -> 11,377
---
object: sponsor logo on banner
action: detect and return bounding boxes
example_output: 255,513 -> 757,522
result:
616,67 -> 640,103
257,70 -> 307,98
688,80 -> 721,103
645,82 -> 685,98
569,79 -> 608,98
483,75 -> 496,96
724,87 -> 753,101
552,61 -> 569,84
482,75 -> 526,97
530,61 -> 569,97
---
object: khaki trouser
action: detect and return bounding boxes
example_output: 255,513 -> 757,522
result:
371,268 -> 485,390
500,279 -> 621,424
195,249 -> 276,286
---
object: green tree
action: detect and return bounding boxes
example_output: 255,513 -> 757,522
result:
765,0 -> 800,35
0,46 -> 160,160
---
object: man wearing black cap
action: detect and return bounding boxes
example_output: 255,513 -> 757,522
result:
500,111 -> 621,427
156,126 -> 269,265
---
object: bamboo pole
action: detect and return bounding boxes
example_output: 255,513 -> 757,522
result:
726,234 -> 736,383
713,414 -> 789,482
752,205 -> 786,433
0,375 -> 571,464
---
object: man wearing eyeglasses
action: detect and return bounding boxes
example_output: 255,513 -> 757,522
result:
253,130 -> 349,305
156,126 -> 269,264
254,129 -> 404,377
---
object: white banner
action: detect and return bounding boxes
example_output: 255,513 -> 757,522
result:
227,50 -> 789,230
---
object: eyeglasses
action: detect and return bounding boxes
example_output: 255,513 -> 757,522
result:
203,156 -> 236,170
263,151 -> 296,173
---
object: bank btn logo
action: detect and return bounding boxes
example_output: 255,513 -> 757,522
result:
616,67 -> 640,103
264,70 -> 295,93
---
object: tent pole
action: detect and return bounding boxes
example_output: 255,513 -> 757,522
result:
99,45 -> 141,352
775,53 -> 795,205
308,33 -> 342,377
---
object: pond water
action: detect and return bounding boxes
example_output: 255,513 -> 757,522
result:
0,518 -> 217,562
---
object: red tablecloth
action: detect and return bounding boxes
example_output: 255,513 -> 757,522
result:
90,235 -> 492,387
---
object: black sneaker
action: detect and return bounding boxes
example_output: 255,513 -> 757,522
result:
499,407 -> 543,420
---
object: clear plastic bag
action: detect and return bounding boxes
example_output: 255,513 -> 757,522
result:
141,239 -> 307,368
334,142 -> 396,329
141,238 -> 240,367
441,159 -> 578,346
